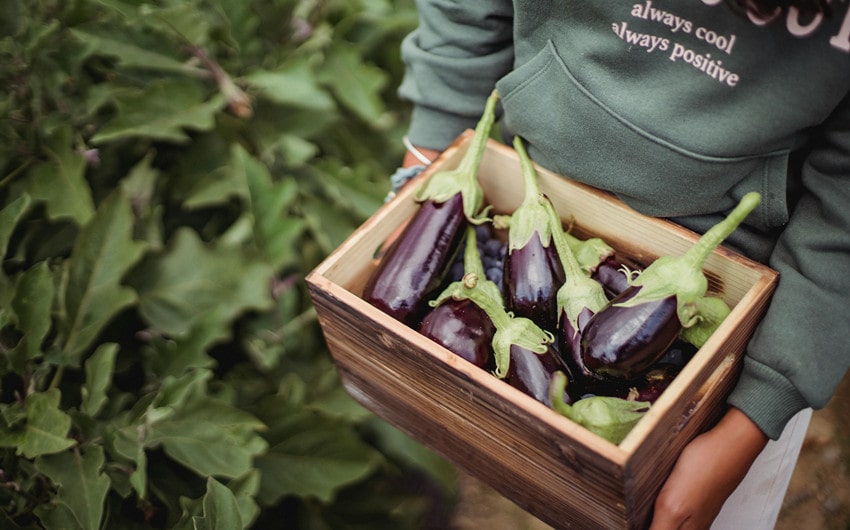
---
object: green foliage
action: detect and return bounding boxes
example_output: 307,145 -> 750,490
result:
0,0 -> 458,528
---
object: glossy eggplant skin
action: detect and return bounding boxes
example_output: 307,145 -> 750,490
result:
504,231 -> 565,332
580,286 -> 681,380
557,306 -> 598,394
363,193 -> 466,327
506,344 -> 571,406
592,256 -> 632,300
419,298 -> 496,369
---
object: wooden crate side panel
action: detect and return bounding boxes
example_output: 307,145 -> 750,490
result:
307,279 -> 634,530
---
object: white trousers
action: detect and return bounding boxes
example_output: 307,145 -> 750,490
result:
711,408 -> 813,530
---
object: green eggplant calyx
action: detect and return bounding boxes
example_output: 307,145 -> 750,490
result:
614,192 -> 761,326
492,214 -> 511,230
415,90 -> 499,222
563,231 -> 615,274
679,296 -> 732,347
543,199 -> 609,333
549,372 -> 649,445
428,227 -> 501,311
508,137 -> 554,251
491,316 -> 554,379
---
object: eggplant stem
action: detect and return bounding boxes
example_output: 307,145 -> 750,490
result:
415,90 -> 499,222
515,135 -> 542,207
682,192 -> 761,268
507,136 -> 554,250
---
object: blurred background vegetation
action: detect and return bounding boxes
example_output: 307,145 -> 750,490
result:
0,1 -> 465,528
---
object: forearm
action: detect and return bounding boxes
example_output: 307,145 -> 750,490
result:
399,0 -> 513,150
650,407 -> 768,529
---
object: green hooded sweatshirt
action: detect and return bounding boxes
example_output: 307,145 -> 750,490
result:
398,0 -> 850,441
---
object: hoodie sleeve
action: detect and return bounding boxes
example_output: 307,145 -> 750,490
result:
398,0 -> 515,151
728,93 -> 850,440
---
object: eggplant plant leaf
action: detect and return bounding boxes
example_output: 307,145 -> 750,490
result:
243,61 -> 336,112
81,342 -> 118,417
225,470 -> 261,529
192,477 -> 244,530
110,422 -> 148,500
61,190 -> 146,364
254,408 -> 382,505
25,125 -> 95,225
70,29 -> 206,76
0,194 -> 31,258
9,261 -> 55,368
137,2 -> 212,47
235,144 -> 304,270
131,227 -> 274,338
144,313 -> 220,378
17,389 -> 75,459
145,395 -> 268,479
319,43 -> 388,126
34,445 -> 111,530
90,78 -> 225,144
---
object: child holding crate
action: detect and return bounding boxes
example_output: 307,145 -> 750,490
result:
394,0 -> 848,527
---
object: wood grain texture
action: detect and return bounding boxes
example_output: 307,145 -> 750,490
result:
305,131 -> 779,530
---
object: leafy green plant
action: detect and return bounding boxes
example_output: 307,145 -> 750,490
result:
0,0 -> 458,528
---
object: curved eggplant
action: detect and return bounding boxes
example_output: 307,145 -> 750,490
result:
580,192 -> 762,380
363,194 -> 466,326
581,287 -> 681,380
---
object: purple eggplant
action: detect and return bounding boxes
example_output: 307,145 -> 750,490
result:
593,256 -> 638,300
627,364 -> 681,403
574,339 -> 695,403
363,90 -> 499,327
419,297 -> 496,369
581,288 -> 681,379
506,343 -> 571,406
581,192 -> 761,380
577,362 -> 681,403
502,136 -> 565,332
419,227 -> 498,369
363,195 -> 467,326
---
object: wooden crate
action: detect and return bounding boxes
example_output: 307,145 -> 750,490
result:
305,131 -> 778,530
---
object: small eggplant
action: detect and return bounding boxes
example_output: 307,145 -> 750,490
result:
502,136 -> 565,332
627,364 -> 681,403
506,343 -> 571,406
419,228 -> 498,369
592,256 -> 638,300
419,298 -> 496,369
533,188 -> 610,387
363,90 -> 499,327
581,192 -> 761,380
579,363 -> 681,404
